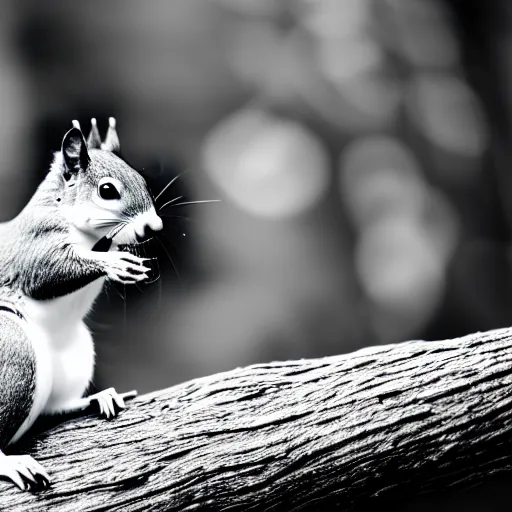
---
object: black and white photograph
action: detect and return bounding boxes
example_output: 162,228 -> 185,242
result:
0,1 -> 511,510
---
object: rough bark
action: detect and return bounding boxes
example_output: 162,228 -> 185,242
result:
2,327 -> 512,511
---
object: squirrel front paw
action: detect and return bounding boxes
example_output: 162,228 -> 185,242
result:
97,251 -> 151,284
0,454 -> 50,491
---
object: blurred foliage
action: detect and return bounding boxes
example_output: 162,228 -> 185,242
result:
0,0 -> 511,399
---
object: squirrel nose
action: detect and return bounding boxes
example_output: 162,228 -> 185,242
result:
148,216 -> 163,232
136,225 -> 156,242
136,214 -> 163,242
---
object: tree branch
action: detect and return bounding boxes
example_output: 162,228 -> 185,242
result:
2,327 -> 512,511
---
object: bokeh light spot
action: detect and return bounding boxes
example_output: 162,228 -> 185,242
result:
203,108 -> 330,218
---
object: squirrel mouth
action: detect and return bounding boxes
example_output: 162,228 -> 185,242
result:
92,236 -> 113,252
91,222 -> 160,283
92,223 -> 126,252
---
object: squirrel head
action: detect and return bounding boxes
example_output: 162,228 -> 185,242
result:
54,118 -> 163,247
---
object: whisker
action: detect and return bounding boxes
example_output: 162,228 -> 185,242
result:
158,196 -> 184,212
159,232 -> 187,260
122,285 -> 127,332
155,235 -> 180,279
159,214 -> 195,224
155,248 -> 162,305
159,213 -> 190,219
138,238 -> 157,284
92,217 -> 128,222
132,236 -> 154,247
111,282 -> 125,301
91,222 -> 123,229
154,170 -> 188,202
160,199 -> 221,211
144,240 -> 161,285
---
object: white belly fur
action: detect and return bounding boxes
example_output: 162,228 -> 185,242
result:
13,278 -> 105,439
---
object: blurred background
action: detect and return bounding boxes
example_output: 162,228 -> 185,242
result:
0,0 -> 510,397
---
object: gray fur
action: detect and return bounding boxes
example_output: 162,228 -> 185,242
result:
0,313 -> 35,447
0,134 -> 153,300
83,150 -> 152,216
0,209 -> 104,300
0,121 -> 157,452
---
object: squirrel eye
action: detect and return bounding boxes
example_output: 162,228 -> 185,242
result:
98,182 -> 121,200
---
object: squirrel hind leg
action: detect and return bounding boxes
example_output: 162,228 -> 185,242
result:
52,388 -> 137,419
0,452 -> 50,491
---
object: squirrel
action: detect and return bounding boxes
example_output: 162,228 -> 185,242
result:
0,117 -> 163,491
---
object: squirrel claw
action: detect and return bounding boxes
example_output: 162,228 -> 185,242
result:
0,455 -> 50,491
95,251 -> 150,284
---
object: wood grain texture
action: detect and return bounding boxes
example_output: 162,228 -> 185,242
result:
2,327 -> 512,511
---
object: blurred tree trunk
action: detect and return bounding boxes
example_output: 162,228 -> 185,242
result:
2,328 -> 512,510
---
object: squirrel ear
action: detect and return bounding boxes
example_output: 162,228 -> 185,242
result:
62,123 -> 90,178
101,117 -> 120,154
86,118 -> 102,149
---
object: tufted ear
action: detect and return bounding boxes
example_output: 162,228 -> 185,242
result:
101,117 -> 120,154
87,118 -> 102,149
61,121 -> 90,180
